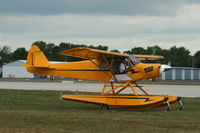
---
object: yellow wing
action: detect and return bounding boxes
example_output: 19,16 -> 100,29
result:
59,47 -> 128,60
59,47 -> 164,60
133,54 -> 164,60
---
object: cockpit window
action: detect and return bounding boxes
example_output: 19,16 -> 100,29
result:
129,55 -> 141,65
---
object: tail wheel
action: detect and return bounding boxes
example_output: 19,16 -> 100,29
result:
101,104 -> 109,110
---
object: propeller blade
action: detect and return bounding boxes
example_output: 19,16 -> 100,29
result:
159,65 -> 171,74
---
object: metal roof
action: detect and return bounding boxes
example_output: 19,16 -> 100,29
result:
3,60 -> 26,66
172,67 -> 200,70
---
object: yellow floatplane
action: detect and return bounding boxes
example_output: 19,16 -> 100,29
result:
24,45 -> 183,110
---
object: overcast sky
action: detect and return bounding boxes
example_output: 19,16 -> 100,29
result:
1,0 -> 200,54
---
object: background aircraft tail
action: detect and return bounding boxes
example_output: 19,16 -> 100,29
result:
26,45 -> 50,68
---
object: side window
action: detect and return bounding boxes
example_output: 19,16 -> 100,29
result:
112,59 -> 120,74
144,66 -> 154,73
126,59 -> 133,67
99,61 -> 109,69
129,56 -> 140,65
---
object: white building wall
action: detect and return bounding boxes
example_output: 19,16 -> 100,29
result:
161,72 -> 166,80
199,70 -> 200,80
3,66 -> 33,78
191,69 -> 194,80
182,69 -> 185,80
172,69 -> 176,80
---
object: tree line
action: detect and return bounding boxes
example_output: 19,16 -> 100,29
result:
0,41 -> 200,68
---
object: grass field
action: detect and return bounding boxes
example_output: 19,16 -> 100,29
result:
0,89 -> 199,133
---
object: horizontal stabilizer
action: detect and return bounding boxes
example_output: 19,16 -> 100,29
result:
21,64 -> 50,68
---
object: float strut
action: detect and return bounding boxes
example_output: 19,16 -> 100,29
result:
177,97 -> 184,110
166,101 -> 172,111
179,100 -> 184,108
163,97 -> 171,111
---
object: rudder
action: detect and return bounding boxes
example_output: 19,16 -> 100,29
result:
26,45 -> 49,67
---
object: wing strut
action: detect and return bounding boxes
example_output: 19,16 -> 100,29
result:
84,50 -> 114,81
89,59 -> 115,81
102,54 -> 117,81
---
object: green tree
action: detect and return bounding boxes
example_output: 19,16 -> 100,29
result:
110,49 -> 120,53
124,47 -> 147,54
0,46 -> 12,65
89,45 -> 108,51
32,41 -> 47,51
168,46 -> 192,67
194,50 -> 200,68
11,47 -> 28,61
146,45 -> 162,55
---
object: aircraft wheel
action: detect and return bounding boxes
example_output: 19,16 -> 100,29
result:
163,108 -> 170,112
176,107 -> 183,111
101,104 -> 109,110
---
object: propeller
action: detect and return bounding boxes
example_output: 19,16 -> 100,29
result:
159,64 -> 171,74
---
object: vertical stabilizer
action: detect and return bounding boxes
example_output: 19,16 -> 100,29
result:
26,45 -> 49,67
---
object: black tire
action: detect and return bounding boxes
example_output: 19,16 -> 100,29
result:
163,107 -> 170,112
176,107 -> 183,111
101,104 -> 109,110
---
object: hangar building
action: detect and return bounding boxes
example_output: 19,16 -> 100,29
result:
2,60 -> 64,78
2,60 -> 33,78
158,67 -> 200,80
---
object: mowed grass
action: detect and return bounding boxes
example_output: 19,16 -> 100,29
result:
0,89 -> 199,133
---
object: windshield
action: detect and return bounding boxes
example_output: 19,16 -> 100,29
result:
129,55 -> 141,65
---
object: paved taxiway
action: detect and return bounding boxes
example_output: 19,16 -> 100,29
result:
0,81 -> 199,97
